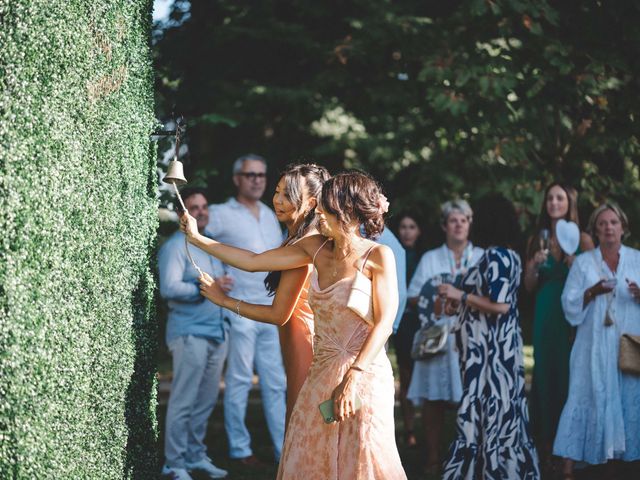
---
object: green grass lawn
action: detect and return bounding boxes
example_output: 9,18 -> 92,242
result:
156,348 -> 452,480
157,389 -> 454,480
156,346 -> 639,480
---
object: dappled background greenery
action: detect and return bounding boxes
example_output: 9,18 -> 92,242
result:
154,0 -> 640,248
150,3 -> 640,478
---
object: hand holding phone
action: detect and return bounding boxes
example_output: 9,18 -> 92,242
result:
319,396 -> 362,424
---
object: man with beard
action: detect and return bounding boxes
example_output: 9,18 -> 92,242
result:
160,188 -> 233,479
206,155 -> 286,467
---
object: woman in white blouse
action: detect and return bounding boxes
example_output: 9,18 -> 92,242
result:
406,200 -> 484,474
554,203 -> 640,479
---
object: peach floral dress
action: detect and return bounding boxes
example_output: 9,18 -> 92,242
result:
276,265 -> 406,479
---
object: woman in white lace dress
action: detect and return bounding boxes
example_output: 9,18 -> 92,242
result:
406,200 -> 483,474
553,203 -> 640,479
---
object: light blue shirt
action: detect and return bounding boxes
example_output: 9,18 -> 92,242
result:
376,227 -> 407,333
158,231 -> 227,345
206,198 -> 283,306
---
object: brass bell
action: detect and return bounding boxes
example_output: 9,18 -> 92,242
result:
163,158 -> 188,185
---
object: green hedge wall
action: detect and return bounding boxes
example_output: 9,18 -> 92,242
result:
0,1 -> 158,478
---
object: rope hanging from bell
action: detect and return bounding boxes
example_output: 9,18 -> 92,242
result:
162,117 -> 204,277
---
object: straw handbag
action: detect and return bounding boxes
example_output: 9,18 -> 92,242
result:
619,333 -> 640,375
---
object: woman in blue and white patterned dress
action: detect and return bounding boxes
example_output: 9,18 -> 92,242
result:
437,195 -> 540,480
406,200 -> 483,473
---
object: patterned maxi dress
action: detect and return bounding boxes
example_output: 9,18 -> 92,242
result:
276,269 -> 407,480
443,247 -> 540,480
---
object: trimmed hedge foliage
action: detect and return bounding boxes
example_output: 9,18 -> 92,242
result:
0,1 -> 158,478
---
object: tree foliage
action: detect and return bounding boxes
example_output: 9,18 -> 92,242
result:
154,0 -> 640,245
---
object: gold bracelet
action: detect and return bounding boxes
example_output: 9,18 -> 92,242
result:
235,299 -> 242,318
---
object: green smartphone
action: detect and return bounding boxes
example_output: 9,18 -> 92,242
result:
318,396 -> 362,424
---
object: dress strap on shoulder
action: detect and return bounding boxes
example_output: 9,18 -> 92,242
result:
312,238 -> 331,267
359,245 -> 377,272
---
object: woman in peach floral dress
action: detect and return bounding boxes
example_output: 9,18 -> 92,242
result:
181,171 -> 406,479
276,239 -> 405,479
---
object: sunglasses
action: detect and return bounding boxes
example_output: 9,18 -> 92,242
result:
237,172 -> 267,180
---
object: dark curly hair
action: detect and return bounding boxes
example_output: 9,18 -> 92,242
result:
472,194 -> 523,252
265,163 -> 330,294
320,171 -> 386,240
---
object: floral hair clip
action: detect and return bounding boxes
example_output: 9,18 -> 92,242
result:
377,194 -> 389,215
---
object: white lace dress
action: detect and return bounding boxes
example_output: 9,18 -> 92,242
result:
553,246 -> 640,464
406,244 -> 483,404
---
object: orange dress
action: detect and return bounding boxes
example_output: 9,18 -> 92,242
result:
276,271 -> 406,480
279,265 -> 315,425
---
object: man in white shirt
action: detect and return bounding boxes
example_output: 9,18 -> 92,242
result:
206,154 -> 286,466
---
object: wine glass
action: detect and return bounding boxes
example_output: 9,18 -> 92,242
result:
539,228 -> 550,255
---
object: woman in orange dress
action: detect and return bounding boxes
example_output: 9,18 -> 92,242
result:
182,171 -> 406,479
199,163 -> 329,426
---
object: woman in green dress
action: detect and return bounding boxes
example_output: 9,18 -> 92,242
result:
524,183 -> 593,475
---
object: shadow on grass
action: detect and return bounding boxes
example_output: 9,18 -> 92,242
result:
155,348 -> 640,480
157,389 -> 278,480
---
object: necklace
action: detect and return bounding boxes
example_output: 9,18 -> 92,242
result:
332,249 -> 351,277
591,248 -> 620,326
330,239 -> 363,277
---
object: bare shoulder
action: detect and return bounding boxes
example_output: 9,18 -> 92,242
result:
296,233 -> 329,256
368,243 -> 395,268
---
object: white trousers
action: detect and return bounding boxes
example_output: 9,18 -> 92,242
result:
224,315 -> 286,460
165,335 -> 228,468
